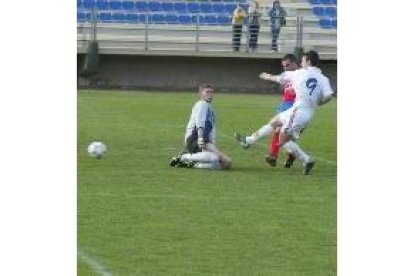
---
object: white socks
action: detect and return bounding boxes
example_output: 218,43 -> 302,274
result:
283,141 -> 311,163
246,124 -> 274,145
181,151 -> 219,163
194,161 -> 222,170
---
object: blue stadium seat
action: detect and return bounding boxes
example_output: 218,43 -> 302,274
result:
98,12 -> 112,22
77,0 -> 83,9
205,15 -> 217,25
188,3 -> 200,13
112,12 -> 126,22
320,0 -> 333,4
312,6 -> 325,16
309,0 -> 322,4
96,0 -> 109,10
122,1 -> 134,10
331,18 -> 337,28
200,3 -> 213,13
319,18 -> 331,28
332,0 -> 337,5
151,13 -> 165,24
149,1 -> 161,12
325,7 -> 337,17
241,3 -> 249,11
138,14 -> 148,23
179,14 -> 191,25
165,14 -> 179,24
225,3 -> 237,13
162,2 -> 173,12
174,2 -> 187,13
77,11 -> 87,22
83,0 -> 96,9
126,13 -> 139,23
213,3 -> 225,13
135,1 -> 147,11
109,0 -> 122,10
217,15 -> 231,25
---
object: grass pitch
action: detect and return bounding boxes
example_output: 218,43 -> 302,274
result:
78,90 -> 337,275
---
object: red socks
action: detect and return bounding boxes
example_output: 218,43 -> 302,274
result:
269,132 -> 280,157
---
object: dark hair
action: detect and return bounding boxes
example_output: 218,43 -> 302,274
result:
303,50 -> 319,66
282,54 -> 298,64
199,83 -> 215,92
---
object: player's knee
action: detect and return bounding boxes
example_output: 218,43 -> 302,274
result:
220,156 -> 232,169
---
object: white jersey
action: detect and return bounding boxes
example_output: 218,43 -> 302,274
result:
185,100 -> 216,143
277,67 -> 334,110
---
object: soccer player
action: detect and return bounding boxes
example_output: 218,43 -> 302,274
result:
235,51 -> 335,175
170,84 -> 232,170
265,54 -> 299,168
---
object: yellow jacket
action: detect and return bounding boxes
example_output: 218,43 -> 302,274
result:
232,8 -> 246,25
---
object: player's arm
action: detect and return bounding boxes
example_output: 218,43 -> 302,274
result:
318,76 -> 335,105
260,71 -> 292,83
259,72 -> 280,82
194,102 -> 208,149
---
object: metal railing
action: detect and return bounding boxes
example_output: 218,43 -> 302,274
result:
77,12 -> 337,56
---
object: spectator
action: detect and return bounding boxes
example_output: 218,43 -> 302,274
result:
248,1 -> 261,53
268,0 -> 287,52
231,4 -> 246,52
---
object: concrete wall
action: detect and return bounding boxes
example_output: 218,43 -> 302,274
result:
77,54 -> 337,93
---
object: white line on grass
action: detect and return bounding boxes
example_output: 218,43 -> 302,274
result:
220,133 -> 337,166
78,248 -> 113,276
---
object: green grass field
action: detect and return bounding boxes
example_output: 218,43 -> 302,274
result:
78,90 -> 337,275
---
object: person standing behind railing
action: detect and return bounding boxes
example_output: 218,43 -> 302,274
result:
231,4 -> 246,52
248,1 -> 261,53
268,0 -> 287,52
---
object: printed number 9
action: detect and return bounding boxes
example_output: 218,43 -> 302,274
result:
306,78 -> 317,96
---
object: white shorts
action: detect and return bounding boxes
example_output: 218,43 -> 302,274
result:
278,107 -> 314,139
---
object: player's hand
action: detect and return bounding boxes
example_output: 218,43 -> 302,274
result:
197,137 -> 206,149
259,72 -> 271,80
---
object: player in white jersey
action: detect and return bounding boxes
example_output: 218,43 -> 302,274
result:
170,84 -> 232,170
235,51 -> 335,175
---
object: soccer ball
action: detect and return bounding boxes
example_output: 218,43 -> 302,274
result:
87,141 -> 107,159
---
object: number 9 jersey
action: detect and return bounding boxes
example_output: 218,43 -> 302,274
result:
277,67 -> 334,110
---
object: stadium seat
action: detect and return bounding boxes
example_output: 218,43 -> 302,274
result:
325,7 -> 337,17
122,1 -> 135,10
192,15 -> 203,24
225,3 -> 237,13
212,3 -> 225,13
83,0 -> 96,9
174,2 -> 187,13
188,3 -> 200,13
138,14 -> 148,23
109,0 -> 122,10
165,14 -> 179,24
312,6 -> 325,16
331,18 -> 337,28
77,0 -> 83,9
309,0 -> 322,4
96,0 -> 109,10
151,13 -> 165,24
200,3 -> 213,13
126,13 -> 139,23
135,1 -> 147,12
162,2 -> 173,12
320,0 -> 334,4
319,18 -> 331,28
332,0 -> 337,5
77,11 -> 87,22
149,1 -> 161,12
112,12 -> 126,22
217,15 -> 231,25
179,14 -> 191,25
98,12 -> 112,22
205,15 -> 217,25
